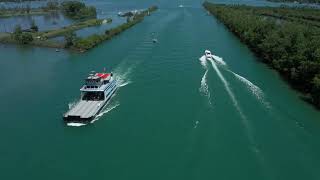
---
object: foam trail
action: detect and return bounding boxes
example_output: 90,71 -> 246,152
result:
199,70 -> 212,107
208,59 -> 246,120
67,123 -> 86,127
209,58 -> 268,175
118,80 -> 131,87
199,55 -> 207,69
199,56 -> 213,107
229,71 -> 271,109
194,120 -> 199,128
113,66 -> 133,88
209,59 -> 267,162
91,101 -> 120,123
212,55 -> 227,66
68,100 -> 78,110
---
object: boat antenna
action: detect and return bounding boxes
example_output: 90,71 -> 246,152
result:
103,67 -> 106,72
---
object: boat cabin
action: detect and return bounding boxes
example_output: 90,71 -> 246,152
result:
80,72 -> 114,101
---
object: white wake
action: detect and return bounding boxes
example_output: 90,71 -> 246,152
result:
199,55 -> 208,69
199,56 -> 213,107
208,58 -> 246,120
67,122 -> 87,127
212,55 -> 227,66
199,70 -> 212,107
113,65 -> 133,88
68,100 -> 78,110
231,71 -> 263,100
209,54 -> 267,172
91,101 -> 120,123
229,71 -> 271,109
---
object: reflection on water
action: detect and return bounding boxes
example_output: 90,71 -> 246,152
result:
0,12 -> 73,32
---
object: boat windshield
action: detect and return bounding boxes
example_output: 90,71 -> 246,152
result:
82,92 -> 104,101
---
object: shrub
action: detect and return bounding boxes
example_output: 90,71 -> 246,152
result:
30,19 -> 38,32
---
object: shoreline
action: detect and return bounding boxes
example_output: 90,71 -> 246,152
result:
203,2 -> 320,108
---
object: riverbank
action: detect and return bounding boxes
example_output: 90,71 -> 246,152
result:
203,2 -> 320,108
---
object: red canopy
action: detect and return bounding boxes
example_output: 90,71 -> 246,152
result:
96,73 -> 110,79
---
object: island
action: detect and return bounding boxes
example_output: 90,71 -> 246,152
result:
0,1 -> 158,52
203,1 -> 320,108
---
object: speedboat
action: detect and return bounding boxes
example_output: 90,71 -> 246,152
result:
205,50 -> 212,59
63,71 -> 117,123
152,38 -> 158,43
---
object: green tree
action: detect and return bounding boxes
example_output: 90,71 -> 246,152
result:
46,1 -> 59,10
61,1 -> 96,19
13,25 -> 22,41
30,19 -> 38,32
26,4 -> 30,13
64,31 -> 77,47
19,33 -> 33,44
312,74 -> 320,106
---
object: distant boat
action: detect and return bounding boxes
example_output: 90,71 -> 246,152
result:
152,38 -> 158,43
179,5 -> 184,8
55,49 -> 60,52
102,19 -> 108,24
205,50 -> 212,59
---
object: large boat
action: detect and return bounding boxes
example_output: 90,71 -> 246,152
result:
63,71 -> 117,123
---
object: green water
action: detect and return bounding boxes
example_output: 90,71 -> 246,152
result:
1,0 -> 320,179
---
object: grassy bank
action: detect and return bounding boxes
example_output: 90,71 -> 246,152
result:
203,2 -> 320,108
0,32 -> 63,48
38,18 -> 108,39
72,6 -> 158,52
0,18 -> 109,48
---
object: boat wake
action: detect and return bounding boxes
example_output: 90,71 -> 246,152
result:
194,120 -> 200,128
199,56 -> 213,107
67,122 -> 87,127
208,58 -> 261,154
91,101 -> 120,123
209,54 -> 270,108
208,55 -> 267,170
113,65 -> 133,89
228,71 -> 271,109
199,55 -> 207,69
199,70 -> 212,107
212,55 -> 227,66
68,100 -> 78,110
119,81 -> 131,87
208,58 -> 246,120
232,71 -> 263,98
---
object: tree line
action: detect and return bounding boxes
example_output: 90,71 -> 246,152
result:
203,2 -> 320,108
268,0 -> 320,4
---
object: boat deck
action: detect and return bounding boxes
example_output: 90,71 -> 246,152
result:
64,100 -> 104,120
